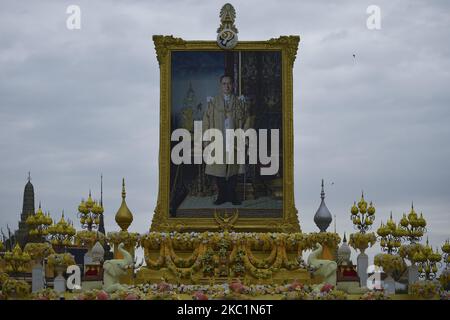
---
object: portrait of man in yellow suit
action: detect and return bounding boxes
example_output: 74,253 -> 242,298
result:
202,75 -> 251,205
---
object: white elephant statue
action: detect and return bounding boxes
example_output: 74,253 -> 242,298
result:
102,243 -> 133,293
307,243 -> 337,286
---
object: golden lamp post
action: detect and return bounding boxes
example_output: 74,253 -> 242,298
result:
350,192 -> 376,234
413,238 -> 442,281
349,192 -> 377,254
25,204 -> 53,242
399,203 -> 427,243
440,240 -> 450,290
77,191 -> 104,231
443,240 -> 450,269
48,211 -> 77,250
349,192 -> 377,288
376,212 -> 407,254
3,243 -> 31,274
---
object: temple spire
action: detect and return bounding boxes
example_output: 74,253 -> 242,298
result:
21,173 -> 35,221
100,174 -> 103,207
16,174 -> 36,246
98,174 -> 106,235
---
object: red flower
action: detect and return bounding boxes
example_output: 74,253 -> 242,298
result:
289,280 -> 304,291
320,283 -> 334,293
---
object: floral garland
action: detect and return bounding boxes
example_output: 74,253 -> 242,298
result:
144,244 -> 166,269
162,243 -> 206,280
281,283 -> 347,300
32,288 -> 59,300
167,240 -> 202,268
313,289 -> 348,300
244,243 -> 278,269
75,289 -> 109,300
142,232 -> 312,249
107,231 -> 140,248
282,290 -> 310,300
131,281 -> 352,299
305,232 -> 341,250
165,253 -> 195,279
140,231 -> 345,280
360,290 -> 391,300
278,245 -> 300,270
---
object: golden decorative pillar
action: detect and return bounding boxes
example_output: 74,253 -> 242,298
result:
112,178 -> 135,284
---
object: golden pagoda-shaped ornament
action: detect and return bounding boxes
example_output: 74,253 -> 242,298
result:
115,178 -> 133,232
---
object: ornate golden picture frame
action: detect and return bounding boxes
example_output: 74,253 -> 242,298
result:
150,35 -> 301,233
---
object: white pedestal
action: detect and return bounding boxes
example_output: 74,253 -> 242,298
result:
357,252 -> 368,287
32,264 -> 45,293
383,275 -> 396,294
54,274 -> 66,294
408,264 -> 419,286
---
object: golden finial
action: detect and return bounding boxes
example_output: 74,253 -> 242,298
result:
122,178 -> 126,199
115,178 -> 133,231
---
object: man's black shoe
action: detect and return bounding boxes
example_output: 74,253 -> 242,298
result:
214,198 -> 227,205
231,198 -> 242,205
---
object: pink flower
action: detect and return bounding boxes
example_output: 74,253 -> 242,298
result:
157,281 -> 171,292
193,291 -> 208,300
229,280 -> 245,294
289,280 -> 304,291
125,293 -> 139,300
96,290 -> 109,300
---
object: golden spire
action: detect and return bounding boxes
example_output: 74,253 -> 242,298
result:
115,178 -> 133,231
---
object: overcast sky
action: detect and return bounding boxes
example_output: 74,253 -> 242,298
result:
0,0 -> 449,263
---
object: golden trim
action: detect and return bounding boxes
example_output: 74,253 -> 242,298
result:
151,35 -> 301,233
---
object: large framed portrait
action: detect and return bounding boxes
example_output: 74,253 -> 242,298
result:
151,36 -> 300,233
